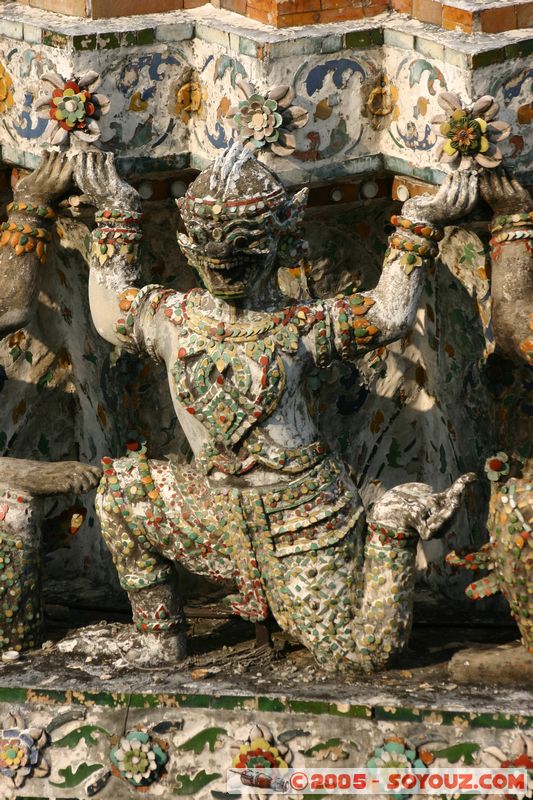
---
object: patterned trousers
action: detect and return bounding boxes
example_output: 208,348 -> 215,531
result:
96,450 -> 367,670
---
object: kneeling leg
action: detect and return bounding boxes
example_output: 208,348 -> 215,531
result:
265,531 -> 364,672
97,489 -> 187,662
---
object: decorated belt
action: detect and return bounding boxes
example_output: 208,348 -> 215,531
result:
195,437 -> 329,476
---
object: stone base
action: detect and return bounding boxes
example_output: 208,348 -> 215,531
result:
0,617 -> 529,799
449,641 -> 533,687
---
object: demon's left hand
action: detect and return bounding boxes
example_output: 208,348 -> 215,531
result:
368,473 -> 476,540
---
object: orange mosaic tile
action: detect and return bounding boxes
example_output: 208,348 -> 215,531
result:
220,0 -> 246,13
90,0 -> 184,16
412,0 -> 442,26
362,0 -> 389,16
442,3 -> 474,32
246,0 -> 277,24
276,10 -> 322,24
319,6 -> 365,21
278,0 -> 321,12
321,0 -> 360,8
13,0 -> 532,31
391,0 -> 411,12
480,6 -> 517,33
27,0 -> 88,15
517,1 -> 533,27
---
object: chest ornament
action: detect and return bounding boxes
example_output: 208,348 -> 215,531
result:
163,290 -> 327,468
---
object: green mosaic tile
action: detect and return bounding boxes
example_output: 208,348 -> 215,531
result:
0,686 -> 530,732
345,28 -> 383,49
287,699 -> 372,719
73,33 -> 97,51
468,712 -> 533,730
121,31 -> 138,47
0,686 -> 28,703
505,39 -> 533,60
41,29 -> 69,48
137,28 -> 156,45
258,696 -> 286,713
97,32 -> 121,49
211,695 -> 249,710
176,693 -> 212,709
472,48 -> 505,68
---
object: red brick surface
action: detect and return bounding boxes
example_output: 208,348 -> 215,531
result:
18,0 -> 530,32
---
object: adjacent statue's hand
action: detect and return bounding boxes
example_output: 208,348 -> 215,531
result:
14,150 -> 73,206
402,171 -> 478,225
74,151 -> 141,212
480,170 -> 531,216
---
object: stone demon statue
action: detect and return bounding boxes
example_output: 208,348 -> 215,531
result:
72,143 -> 479,672
448,172 -> 533,653
0,153 -> 101,652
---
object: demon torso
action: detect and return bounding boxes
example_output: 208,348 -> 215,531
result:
116,284 -> 378,479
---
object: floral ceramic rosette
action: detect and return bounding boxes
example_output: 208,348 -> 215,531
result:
0,714 -> 49,790
110,729 -> 168,786
432,93 -> 510,170
227,78 -> 308,156
35,70 -> 110,146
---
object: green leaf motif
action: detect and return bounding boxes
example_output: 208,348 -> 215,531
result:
24,350 -> 33,364
50,763 -> 103,788
301,737 -> 343,756
431,742 -> 480,765
51,724 -> 110,748
177,727 -> 226,754
173,770 -> 221,795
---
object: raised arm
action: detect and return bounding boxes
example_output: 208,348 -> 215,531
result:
326,172 -> 478,360
73,151 -> 147,351
480,171 -> 532,365
0,152 -> 72,336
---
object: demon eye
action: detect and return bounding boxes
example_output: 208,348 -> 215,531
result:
233,235 -> 248,249
212,227 -> 223,241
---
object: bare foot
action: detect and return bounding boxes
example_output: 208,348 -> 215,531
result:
55,622 -> 187,666
0,458 -> 102,495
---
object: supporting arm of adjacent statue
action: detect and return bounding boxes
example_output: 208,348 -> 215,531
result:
353,472 -> 475,670
480,171 -> 533,365
0,152 -> 72,336
329,172 -> 478,358
0,151 -> 101,495
73,151 -> 145,350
